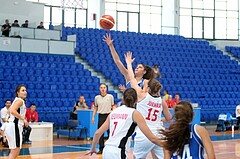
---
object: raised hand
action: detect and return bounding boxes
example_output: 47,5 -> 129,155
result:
118,84 -> 126,93
124,51 -> 135,64
103,33 -> 113,46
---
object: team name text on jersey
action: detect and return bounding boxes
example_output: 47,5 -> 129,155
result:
111,113 -> 128,120
147,101 -> 162,108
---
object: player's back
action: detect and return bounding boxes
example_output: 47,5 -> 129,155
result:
133,93 -> 165,158
136,93 -> 163,131
105,105 -> 136,149
172,124 -> 204,159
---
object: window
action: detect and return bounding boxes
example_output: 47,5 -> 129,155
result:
117,12 -> 128,31
180,16 -> 192,37
76,9 -> 87,28
227,18 -> 238,39
215,17 -> 226,39
39,0 -> 62,6
105,0 -> 163,34
52,7 -> 62,26
204,0 -> 214,10
180,0 -> 239,40
44,6 -> 50,29
180,0 -> 192,8
227,0 -> 238,10
64,8 -> 75,27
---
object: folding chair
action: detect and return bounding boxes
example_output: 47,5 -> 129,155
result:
68,120 -> 87,140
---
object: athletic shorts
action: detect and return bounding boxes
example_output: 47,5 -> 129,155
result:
133,129 -> 164,159
5,122 -> 23,149
103,145 -> 128,159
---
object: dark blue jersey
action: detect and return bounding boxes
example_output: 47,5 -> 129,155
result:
126,78 -> 145,89
172,124 -> 204,159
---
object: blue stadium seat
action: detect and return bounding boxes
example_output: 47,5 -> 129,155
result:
66,91 -> 74,98
57,91 -> 67,98
44,76 -> 51,82
37,91 -> 44,98
47,100 -> 55,107
52,92 -> 60,98
65,84 -> 73,90
57,84 -> 65,90
49,69 -> 56,75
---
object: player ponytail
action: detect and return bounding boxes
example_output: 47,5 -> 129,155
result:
142,65 -> 154,80
160,101 -> 194,155
123,88 -> 137,108
148,79 -> 162,95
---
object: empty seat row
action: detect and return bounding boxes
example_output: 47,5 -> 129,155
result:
0,52 -> 74,63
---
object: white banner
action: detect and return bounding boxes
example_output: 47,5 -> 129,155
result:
3,38 -> 10,45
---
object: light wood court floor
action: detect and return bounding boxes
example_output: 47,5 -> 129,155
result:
0,126 -> 239,159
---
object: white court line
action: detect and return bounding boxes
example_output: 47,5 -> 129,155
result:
215,151 -> 240,155
213,139 -> 240,143
66,145 -> 91,150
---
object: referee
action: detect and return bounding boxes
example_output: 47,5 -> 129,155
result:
92,83 -> 114,154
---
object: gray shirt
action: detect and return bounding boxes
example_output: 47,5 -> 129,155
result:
94,94 -> 114,114
73,102 -> 87,113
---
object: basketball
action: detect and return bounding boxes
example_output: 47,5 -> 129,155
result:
100,15 -> 115,30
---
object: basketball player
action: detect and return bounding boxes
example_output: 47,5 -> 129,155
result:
87,88 -> 165,159
103,33 -> 154,92
125,52 -> 172,159
104,33 -> 157,158
160,101 -> 215,159
5,85 -> 28,159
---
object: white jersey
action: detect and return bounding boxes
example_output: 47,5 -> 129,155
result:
8,97 -> 26,126
134,93 -> 164,159
0,123 -> 6,137
105,105 -> 137,150
136,93 -> 163,133
1,107 -> 9,125
236,105 -> 240,118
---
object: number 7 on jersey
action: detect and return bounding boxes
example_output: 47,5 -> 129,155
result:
111,121 -> 118,136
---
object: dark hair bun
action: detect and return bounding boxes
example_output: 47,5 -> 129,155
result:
125,96 -> 133,103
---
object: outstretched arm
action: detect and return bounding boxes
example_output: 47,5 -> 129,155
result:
87,115 -> 110,155
162,100 -> 172,122
103,33 -> 129,80
125,52 -> 145,100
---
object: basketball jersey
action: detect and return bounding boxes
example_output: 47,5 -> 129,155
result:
105,105 -> 137,150
126,78 -> 145,89
8,97 -> 26,126
172,124 -> 204,159
136,93 -> 163,133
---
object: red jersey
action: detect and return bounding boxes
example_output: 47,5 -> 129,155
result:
174,99 -> 181,105
25,108 -> 38,122
166,100 -> 176,108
